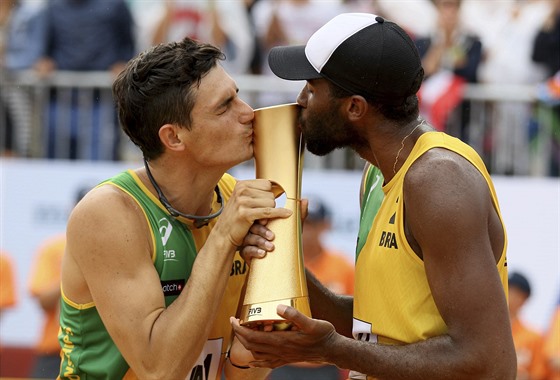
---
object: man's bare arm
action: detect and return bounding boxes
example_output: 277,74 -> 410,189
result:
231,152 -> 516,379
306,270 -> 353,338
63,180 -> 291,379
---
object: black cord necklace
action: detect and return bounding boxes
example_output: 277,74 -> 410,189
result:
143,158 -> 223,228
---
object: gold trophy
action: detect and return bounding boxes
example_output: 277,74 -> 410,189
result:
239,103 -> 311,330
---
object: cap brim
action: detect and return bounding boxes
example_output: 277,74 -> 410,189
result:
268,45 -> 323,81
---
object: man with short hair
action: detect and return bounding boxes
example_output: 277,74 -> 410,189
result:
233,13 -> 516,379
59,37 -> 289,379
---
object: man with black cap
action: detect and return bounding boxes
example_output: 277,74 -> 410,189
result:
232,13 -> 516,379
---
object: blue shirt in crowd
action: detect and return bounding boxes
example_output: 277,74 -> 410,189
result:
4,3 -> 45,70
39,0 -> 135,71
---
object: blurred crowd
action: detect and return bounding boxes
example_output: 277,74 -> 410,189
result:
507,272 -> 560,380
0,0 -> 558,175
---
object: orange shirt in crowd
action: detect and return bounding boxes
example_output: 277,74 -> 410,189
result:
545,306 -> 560,380
0,252 -> 17,309
28,234 -> 65,355
511,317 -> 549,380
306,250 -> 354,296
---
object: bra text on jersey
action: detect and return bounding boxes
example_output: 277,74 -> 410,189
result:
379,231 -> 398,249
230,259 -> 247,276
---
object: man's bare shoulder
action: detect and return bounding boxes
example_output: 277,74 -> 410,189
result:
63,183 -> 154,304
71,184 -> 134,219
402,146 -> 492,237
67,183 -> 149,253
405,147 -> 486,194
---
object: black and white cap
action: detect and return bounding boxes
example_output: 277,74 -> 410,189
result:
268,13 -> 424,105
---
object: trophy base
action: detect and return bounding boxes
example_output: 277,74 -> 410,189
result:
239,296 -> 311,330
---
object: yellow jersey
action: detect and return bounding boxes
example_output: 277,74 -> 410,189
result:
350,132 -> 508,379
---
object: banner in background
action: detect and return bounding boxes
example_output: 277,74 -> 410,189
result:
1,159 -> 558,346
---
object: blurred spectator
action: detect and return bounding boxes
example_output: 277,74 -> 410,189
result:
532,0 -> 560,76
0,251 -> 17,317
0,0 -> 44,157
375,0 -> 436,37
509,271 -> 548,380
534,71 -> 560,177
1,0 -> 44,70
26,186 -> 90,378
532,0 -> 560,177
267,196 -> 353,380
0,0 -> 15,157
151,0 -> 253,75
415,0 -> 482,138
251,0 -> 343,106
125,0 -> 166,53
537,71 -> 560,107
463,0 -> 552,175
244,0 -> 265,75
302,196 -> 354,296
340,0 -> 378,14
544,292 -> 560,379
0,250 -> 17,374
34,0 -> 135,161
27,235 -> 64,378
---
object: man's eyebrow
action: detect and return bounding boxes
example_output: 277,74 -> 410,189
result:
213,88 -> 239,112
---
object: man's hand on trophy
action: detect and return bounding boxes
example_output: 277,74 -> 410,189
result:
239,221 -> 276,264
215,179 -> 292,250
230,304 -> 339,368
238,197 -> 310,264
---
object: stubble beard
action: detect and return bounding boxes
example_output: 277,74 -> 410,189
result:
301,106 -> 363,157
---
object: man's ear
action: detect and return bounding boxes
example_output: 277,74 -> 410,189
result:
158,124 -> 186,152
346,95 -> 368,122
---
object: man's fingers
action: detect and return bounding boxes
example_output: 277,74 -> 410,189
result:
244,234 -> 273,251
239,223 -> 276,262
276,305 -> 309,331
257,218 -> 269,226
249,223 -> 274,239
261,207 -> 293,220
240,245 -> 266,262
231,320 -> 269,355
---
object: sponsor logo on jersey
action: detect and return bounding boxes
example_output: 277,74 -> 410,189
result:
158,217 -> 173,246
364,173 -> 381,204
163,249 -> 178,262
161,279 -> 185,297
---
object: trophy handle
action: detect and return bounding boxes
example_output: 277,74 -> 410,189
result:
270,181 -> 285,199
